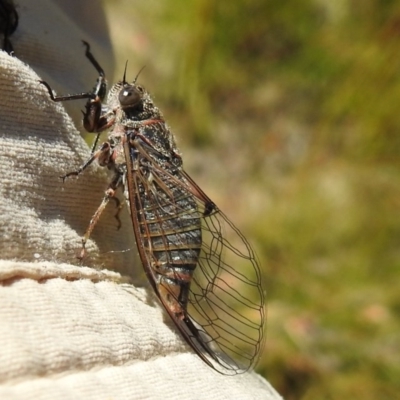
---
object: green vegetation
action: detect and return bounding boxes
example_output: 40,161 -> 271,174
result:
106,1 -> 400,398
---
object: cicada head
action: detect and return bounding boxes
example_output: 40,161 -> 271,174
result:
118,83 -> 145,110
107,80 -> 162,122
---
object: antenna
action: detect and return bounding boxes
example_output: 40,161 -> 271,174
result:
133,65 -> 146,84
122,60 -> 128,84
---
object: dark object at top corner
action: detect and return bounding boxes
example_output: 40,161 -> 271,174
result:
0,0 -> 19,55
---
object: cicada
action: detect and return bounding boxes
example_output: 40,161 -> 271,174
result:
40,42 -> 265,375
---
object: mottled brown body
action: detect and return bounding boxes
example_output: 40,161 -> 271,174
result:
41,42 -> 265,375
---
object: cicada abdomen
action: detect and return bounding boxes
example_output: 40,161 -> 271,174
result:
128,125 -> 202,320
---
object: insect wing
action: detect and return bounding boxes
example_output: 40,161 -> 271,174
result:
182,172 -> 265,374
124,132 -> 265,375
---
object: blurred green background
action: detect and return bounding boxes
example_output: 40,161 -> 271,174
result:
104,1 -> 400,398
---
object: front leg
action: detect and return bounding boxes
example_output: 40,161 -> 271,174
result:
39,41 -> 113,145
82,95 -> 116,134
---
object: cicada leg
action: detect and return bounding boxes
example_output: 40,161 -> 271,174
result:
78,171 -> 123,260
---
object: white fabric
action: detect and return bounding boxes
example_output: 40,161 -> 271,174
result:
0,1 -> 282,399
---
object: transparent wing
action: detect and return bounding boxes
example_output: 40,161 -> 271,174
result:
181,171 -> 265,374
125,140 -> 265,375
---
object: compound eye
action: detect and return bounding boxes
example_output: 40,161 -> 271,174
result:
119,85 -> 141,107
